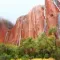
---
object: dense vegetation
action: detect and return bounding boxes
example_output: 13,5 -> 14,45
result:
0,28 -> 60,60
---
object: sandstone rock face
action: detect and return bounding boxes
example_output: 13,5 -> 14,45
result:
45,0 -> 59,34
0,19 -> 13,43
5,5 -> 44,45
5,19 -> 22,45
28,6 -> 44,38
5,15 -> 29,45
20,15 -> 29,39
1,0 -> 60,45
0,21 -> 7,43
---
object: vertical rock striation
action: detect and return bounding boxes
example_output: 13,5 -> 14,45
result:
45,0 -> 59,34
2,0 -> 60,45
28,5 -> 44,38
5,5 -> 44,45
0,19 -> 13,43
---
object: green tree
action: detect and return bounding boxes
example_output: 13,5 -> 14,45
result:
35,33 -> 56,58
18,38 -> 36,59
49,27 -> 57,35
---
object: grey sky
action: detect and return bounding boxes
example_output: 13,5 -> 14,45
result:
0,0 -> 45,24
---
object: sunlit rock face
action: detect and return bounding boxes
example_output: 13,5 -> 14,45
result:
1,0 -> 60,45
19,15 -> 29,39
45,0 -> 59,34
5,5 -> 44,45
4,19 -> 22,45
0,20 -> 7,43
28,5 -> 44,38
5,15 -> 29,45
0,19 -> 13,43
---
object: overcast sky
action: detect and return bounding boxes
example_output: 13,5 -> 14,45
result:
0,0 -> 45,24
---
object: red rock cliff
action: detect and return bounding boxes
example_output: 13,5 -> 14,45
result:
5,5 -> 44,45
4,0 -> 60,45
45,0 -> 59,34
28,5 -> 44,38
0,20 -> 7,43
0,19 -> 13,43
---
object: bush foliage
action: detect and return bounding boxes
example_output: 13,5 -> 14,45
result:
0,33 -> 60,60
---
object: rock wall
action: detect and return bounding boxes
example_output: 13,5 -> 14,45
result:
28,6 -> 44,38
45,0 -> 59,34
4,5 -> 44,45
1,0 -> 60,45
0,19 -> 13,43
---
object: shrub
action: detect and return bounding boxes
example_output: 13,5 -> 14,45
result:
17,33 -> 57,59
0,53 -> 11,60
55,47 -> 60,60
0,44 -> 18,60
18,38 -> 36,58
49,27 -> 57,35
35,33 -> 56,58
5,44 -> 18,59
0,44 -> 7,55
0,32 -> 59,59
21,55 -> 29,60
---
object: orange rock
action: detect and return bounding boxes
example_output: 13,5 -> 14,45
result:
0,19 -> 13,43
0,22 -> 7,43
5,15 -> 28,45
45,0 -> 59,34
5,19 -> 22,45
2,0 -> 60,45
5,5 -> 44,45
28,5 -> 44,38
